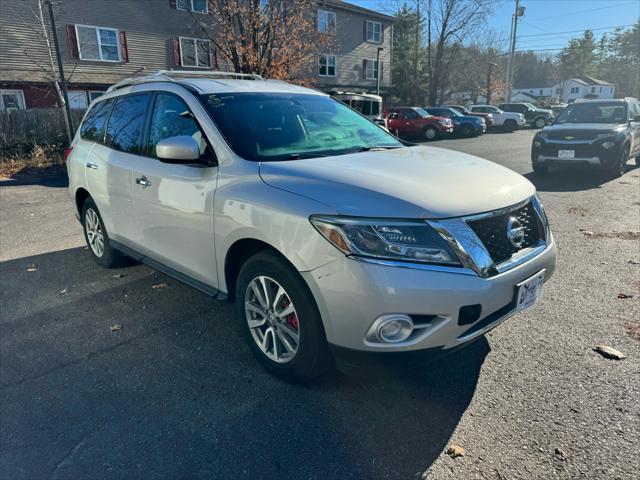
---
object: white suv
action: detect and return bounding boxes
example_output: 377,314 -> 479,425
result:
68,71 -> 557,381
470,105 -> 526,132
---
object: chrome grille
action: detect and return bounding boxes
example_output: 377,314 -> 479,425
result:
467,201 -> 545,264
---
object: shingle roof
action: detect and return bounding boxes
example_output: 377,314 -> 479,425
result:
571,75 -> 613,86
319,0 -> 395,20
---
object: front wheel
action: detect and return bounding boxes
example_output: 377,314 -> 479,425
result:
532,162 -> 548,176
81,197 -> 129,268
424,126 -> 439,141
605,143 -> 629,178
533,117 -> 546,129
236,251 -> 332,382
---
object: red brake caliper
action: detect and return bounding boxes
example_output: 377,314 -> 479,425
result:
282,300 -> 299,329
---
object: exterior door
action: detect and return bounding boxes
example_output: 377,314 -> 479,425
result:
401,109 -> 421,135
130,92 -> 218,287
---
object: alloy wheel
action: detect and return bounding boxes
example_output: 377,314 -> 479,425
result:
84,208 -> 105,258
425,127 -> 437,140
245,276 -> 300,363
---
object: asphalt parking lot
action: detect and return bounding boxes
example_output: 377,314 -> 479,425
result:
1,129 -> 639,479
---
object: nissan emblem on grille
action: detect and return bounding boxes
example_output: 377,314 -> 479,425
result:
507,217 -> 525,248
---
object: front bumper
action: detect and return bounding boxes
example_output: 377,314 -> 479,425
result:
302,239 -> 557,354
532,140 -> 622,167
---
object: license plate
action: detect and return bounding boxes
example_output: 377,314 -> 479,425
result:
558,149 -> 575,159
516,270 -> 545,312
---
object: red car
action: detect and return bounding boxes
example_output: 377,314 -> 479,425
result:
385,107 -> 454,141
448,105 -> 494,128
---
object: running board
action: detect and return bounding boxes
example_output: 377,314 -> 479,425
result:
111,240 -> 227,300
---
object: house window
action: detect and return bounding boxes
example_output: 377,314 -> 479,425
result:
366,20 -> 382,43
570,87 -> 579,94
75,25 -> 120,62
0,89 -> 26,111
318,9 -> 336,33
318,54 -> 336,76
180,37 -> 211,68
364,59 -> 378,80
539,89 -> 543,95
177,0 -> 207,13
591,86 -> 596,93
68,91 -> 88,109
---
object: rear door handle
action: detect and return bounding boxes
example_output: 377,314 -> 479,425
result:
86,162 -> 98,170
135,176 -> 152,188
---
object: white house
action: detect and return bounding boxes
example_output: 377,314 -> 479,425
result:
512,85 -> 555,103
555,76 -> 615,103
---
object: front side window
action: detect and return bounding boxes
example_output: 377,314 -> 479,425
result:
104,94 -> 151,154
555,102 -> 628,124
366,21 -> 382,43
199,93 -> 401,162
180,37 -> 211,68
76,25 -> 120,62
318,9 -> 336,33
364,59 -> 378,80
0,89 -> 26,111
148,93 -> 207,158
177,0 -> 207,13
80,98 -> 114,142
318,54 -> 336,76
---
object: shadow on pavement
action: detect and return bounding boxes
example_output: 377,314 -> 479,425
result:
0,169 -> 68,188
523,165 -> 638,193
1,247 -> 488,480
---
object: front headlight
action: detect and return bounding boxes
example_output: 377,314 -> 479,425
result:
310,216 -> 460,265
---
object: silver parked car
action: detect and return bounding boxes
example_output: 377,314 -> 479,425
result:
68,71 -> 557,382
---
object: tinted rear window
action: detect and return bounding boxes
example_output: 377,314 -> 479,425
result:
105,93 -> 152,154
80,99 -> 113,142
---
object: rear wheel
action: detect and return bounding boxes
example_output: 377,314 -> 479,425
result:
81,198 -> 128,268
504,120 -> 517,132
236,251 -> 332,382
424,126 -> 439,141
532,162 -> 548,176
635,154 -> 639,168
460,124 -> 473,137
533,117 -> 546,129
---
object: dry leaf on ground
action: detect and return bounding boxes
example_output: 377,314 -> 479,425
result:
152,282 -> 169,289
617,293 -> 634,299
112,273 -> 125,279
59,289 -> 68,295
593,345 -> 625,360
445,445 -> 464,458
110,324 -> 122,332
628,260 -> 640,265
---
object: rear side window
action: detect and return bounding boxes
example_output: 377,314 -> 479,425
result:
104,93 -> 151,155
148,93 -> 207,158
80,99 -> 113,142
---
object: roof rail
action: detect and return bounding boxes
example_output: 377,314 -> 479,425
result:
106,69 -> 264,92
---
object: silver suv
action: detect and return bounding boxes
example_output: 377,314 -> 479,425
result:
68,71 -> 557,381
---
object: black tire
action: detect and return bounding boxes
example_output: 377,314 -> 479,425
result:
235,251 -> 332,382
81,197 -> 129,268
503,120 -> 517,133
605,143 -> 629,178
532,162 -> 549,175
635,155 -> 639,168
533,117 -> 546,129
460,124 -> 473,137
424,126 -> 439,141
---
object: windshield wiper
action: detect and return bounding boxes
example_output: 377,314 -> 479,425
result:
355,145 -> 402,152
287,152 -> 330,160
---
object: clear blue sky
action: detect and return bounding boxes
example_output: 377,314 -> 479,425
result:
351,0 -> 640,55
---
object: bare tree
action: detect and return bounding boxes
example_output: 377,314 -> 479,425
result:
194,0 -> 333,81
427,0 -> 490,105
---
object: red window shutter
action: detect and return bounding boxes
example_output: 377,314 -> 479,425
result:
173,37 -> 182,66
119,31 -> 129,62
66,25 -> 79,59
169,0 -> 177,8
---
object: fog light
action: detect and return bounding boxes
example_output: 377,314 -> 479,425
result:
533,141 -> 542,148
602,141 -> 615,149
377,316 -> 413,343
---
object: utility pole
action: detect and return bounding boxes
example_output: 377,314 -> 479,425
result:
376,47 -> 384,95
486,62 -> 496,105
427,0 -> 432,106
505,0 -> 524,103
414,0 -> 420,105
45,0 -> 73,143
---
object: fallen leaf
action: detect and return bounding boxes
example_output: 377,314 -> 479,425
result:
581,230 -> 594,236
59,288 -> 69,295
554,447 -> 566,461
593,345 -> 625,360
26,264 -> 37,272
152,282 -> 168,289
617,293 -> 634,299
445,445 -> 464,458
112,273 -> 125,279
110,324 -> 122,332
628,260 -> 640,265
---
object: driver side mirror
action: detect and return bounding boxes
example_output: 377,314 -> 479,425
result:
633,114 -> 640,122
156,136 -> 208,164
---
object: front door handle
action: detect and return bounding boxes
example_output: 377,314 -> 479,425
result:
135,176 -> 152,188
86,162 -> 98,170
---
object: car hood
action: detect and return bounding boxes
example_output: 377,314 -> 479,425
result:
259,146 -> 534,219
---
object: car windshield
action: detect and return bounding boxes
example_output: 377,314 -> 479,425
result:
414,108 -> 432,118
555,102 -> 628,124
200,93 -> 401,161
524,103 -> 537,110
